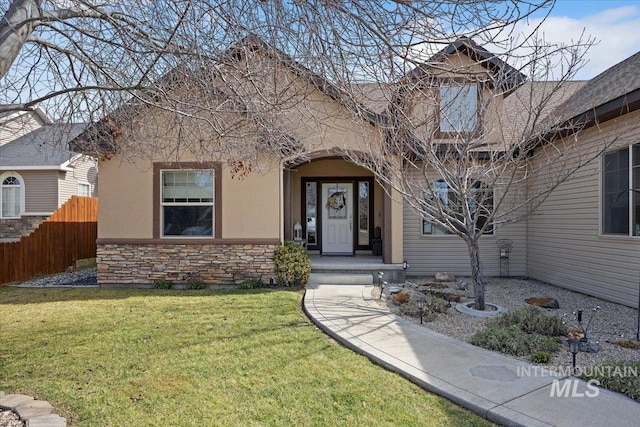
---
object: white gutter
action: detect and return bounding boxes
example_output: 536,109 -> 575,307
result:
0,165 -> 73,171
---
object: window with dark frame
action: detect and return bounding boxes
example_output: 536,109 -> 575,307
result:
439,83 -> 479,134
603,143 -> 639,236
422,179 -> 493,235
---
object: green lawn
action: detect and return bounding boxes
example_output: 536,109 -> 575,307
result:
0,288 -> 493,426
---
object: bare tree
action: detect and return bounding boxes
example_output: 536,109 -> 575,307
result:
4,0 -> 623,309
0,1 -> 553,117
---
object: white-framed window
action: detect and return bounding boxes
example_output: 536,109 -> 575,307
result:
77,182 -> 91,197
0,171 -> 24,218
422,179 -> 493,235
439,83 -> 479,134
602,143 -> 639,236
161,169 -> 214,237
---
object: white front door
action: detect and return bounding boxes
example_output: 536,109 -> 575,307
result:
322,183 -> 353,254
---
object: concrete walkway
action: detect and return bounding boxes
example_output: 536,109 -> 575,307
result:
303,282 -> 640,427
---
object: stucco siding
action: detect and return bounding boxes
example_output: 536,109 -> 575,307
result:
527,110 -> 640,307
97,157 -> 153,239
22,171 -> 58,213
98,153 -> 281,240
221,162 -> 281,239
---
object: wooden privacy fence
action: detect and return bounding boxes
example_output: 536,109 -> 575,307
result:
0,196 -> 98,285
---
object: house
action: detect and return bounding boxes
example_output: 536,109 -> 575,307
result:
525,51 -> 640,305
0,109 -> 97,240
74,36 -> 640,307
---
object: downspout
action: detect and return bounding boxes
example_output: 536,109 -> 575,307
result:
279,160 -> 284,242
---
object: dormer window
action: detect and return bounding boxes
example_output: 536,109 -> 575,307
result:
439,83 -> 479,135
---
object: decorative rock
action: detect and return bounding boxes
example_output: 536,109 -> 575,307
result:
435,272 -> 456,282
26,414 -> 67,427
455,280 -> 469,291
569,327 -> 585,340
387,286 -> 402,294
0,393 -> 65,427
525,297 -> 560,309
0,394 -> 34,410
15,400 -> 53,419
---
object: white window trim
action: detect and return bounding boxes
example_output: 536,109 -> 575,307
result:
0,171 -> 25,219
77,182 -> 92,197
160,169 -> 215,238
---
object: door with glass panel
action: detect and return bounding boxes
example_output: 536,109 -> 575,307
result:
321,183 -> 353,254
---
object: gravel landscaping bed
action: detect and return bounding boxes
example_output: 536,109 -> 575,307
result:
0,410 -> 23,427
9,268 -> 97,287
377,277 -> 640,370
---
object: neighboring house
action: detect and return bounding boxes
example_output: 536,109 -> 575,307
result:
73,36 -> 639,307
0,111 -> 97,240
0,107 -> 51,143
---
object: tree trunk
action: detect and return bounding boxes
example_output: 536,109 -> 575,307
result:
0,0 -> 41,80
467,238 -> 487,311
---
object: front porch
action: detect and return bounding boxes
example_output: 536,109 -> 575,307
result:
284,153 -> 404,264
309,255 -> 406,285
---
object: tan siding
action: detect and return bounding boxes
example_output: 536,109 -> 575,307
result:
401,162 -> 528,277
527,110 -> 640,307
58,171 -> 77,205
0,113 -> 46,146
21,171 -> 58,213
72,156 -> 98,197
403,203 -> 527,277
58,156 -> 98,205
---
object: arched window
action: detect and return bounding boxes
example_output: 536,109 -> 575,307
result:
1,172 -> 24,218
422,179 -> 493,235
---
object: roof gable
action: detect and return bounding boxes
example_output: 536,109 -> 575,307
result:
0,123 -> 86,169
405,37 -> 527,95
73,34 -> 385,156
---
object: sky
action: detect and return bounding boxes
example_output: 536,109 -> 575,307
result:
528,0 -> 640,79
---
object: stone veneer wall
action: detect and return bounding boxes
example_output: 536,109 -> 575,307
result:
0,216 -> 47,240
97,243 -> 277,285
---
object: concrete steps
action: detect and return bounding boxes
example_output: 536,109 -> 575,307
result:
308,273 -> 374,286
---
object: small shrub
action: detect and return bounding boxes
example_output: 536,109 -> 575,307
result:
494,306 -> 568,337
530,351 -> 551,364
614,340 -> 640,350
186,279 -> 208,290
470,324 -> 561,356
153,279 -> 172,289
274,242 -> 311,287
396,292 -> 448,322
238,278 -> 265,289
580,361 -> 640,402
393,291 -> 410,305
